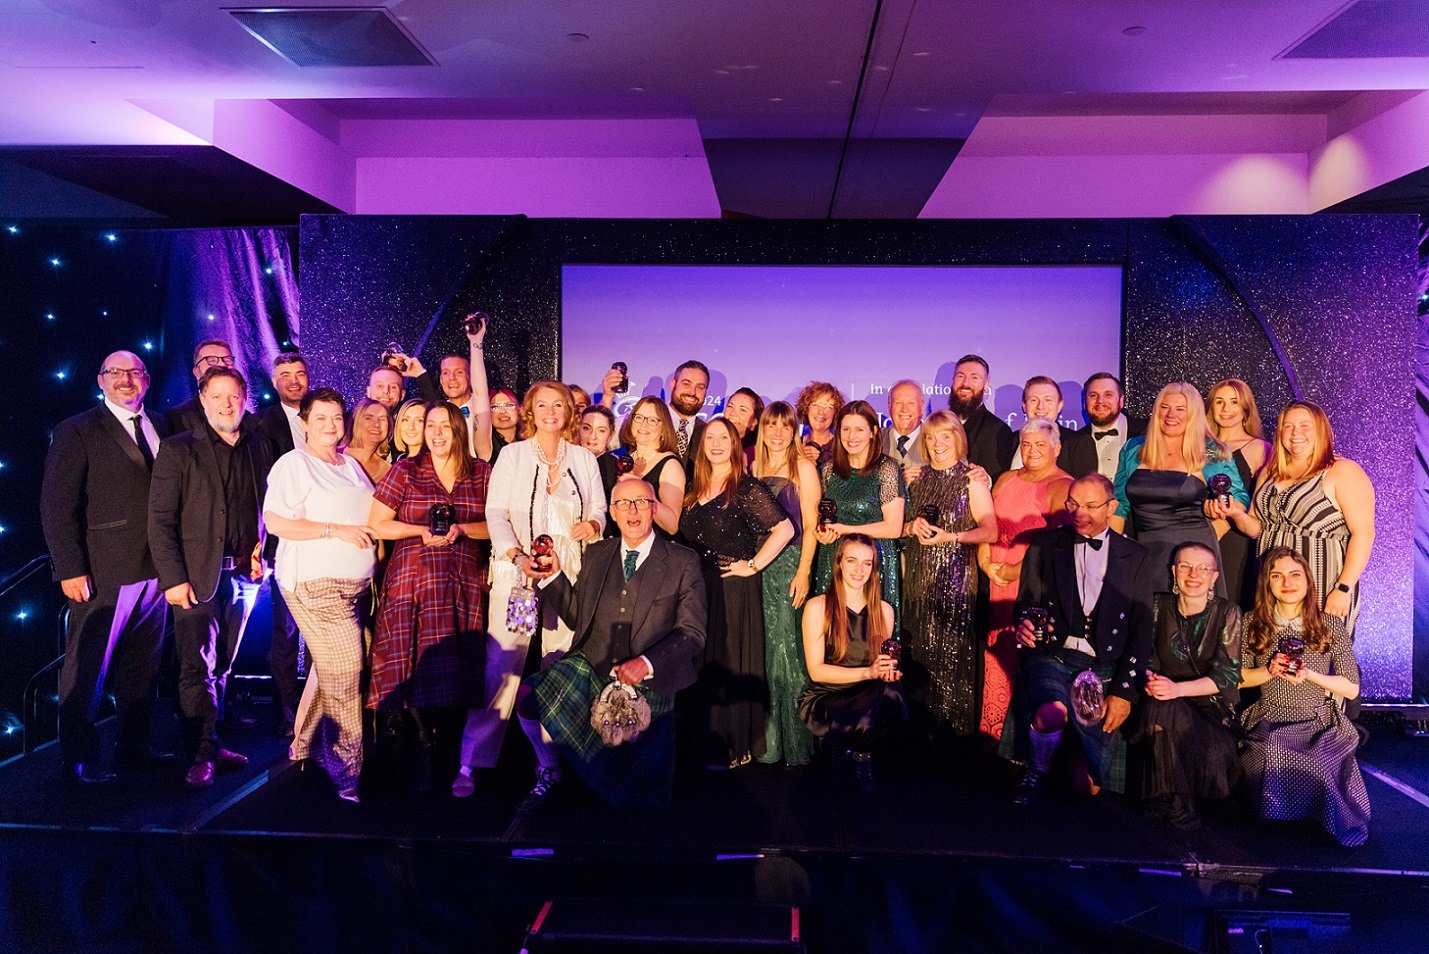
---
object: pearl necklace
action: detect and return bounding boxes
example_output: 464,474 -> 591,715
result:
533,439 -> 567,487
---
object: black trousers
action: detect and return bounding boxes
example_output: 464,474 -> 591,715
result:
58,578 -> 166,765
172,570 -> 260,760
266,577 -> 302,721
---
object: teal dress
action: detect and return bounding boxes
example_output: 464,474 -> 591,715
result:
813,456 -> 905,633
757,475 -> 817,766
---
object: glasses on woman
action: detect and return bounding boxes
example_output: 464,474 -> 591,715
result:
1174,562 -> 1216,576
630,413 -> 662,426
490,402 -> 518,412
611,498 -> 656,512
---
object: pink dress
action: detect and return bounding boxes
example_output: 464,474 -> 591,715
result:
979,471 -> 1069,745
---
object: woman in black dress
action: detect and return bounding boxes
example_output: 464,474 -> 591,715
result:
1205,379 -> 1271,608
799,533 -> 906,788
619,396 -> 685,537
1131,542 -> 1242,828
681,417 -> 796,768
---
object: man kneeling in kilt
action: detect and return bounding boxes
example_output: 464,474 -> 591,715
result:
515,476 -> 707,810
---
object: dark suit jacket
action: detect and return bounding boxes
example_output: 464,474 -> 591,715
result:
414,371 -> 444,404
541,535 -> 707,696
40,405 -> 171,591
252,403 -> 298,459
676,416 -> 706,478
148,424 -> 275,603
1060,416 -> 1148,480
165,394 -> 205,436
1014,524 -> 1155,703
962,404 -> 1016,482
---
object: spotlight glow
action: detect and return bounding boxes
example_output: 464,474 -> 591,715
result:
105,233 -> 117,242
55,371 -> 67,380
142,341 -> 153,351
49,258 -> 61,267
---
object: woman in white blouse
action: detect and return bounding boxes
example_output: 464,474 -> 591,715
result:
262,388 -> 377,802
454,380 -> 606,796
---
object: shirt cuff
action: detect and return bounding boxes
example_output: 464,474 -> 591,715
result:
639,655 -> 654,681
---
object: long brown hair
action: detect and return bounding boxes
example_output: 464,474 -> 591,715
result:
1245,547 -> 1333,656
618,395 -> 678,453
754,401 -> 803,494
1264,400 -> 1337,485
832,400 -> 883,480
1206,378 -> 1264,440
822,533 -> 889,663
683,416 -> 744,509
422,402 -> 474,482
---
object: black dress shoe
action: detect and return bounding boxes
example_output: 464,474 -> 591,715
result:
116,745 -> 181,768
185,761 -> 215,788
516,767 -> 561,814
214,748 -> 249,772
63,762 -> 116,786
1012,766 -> 1046,806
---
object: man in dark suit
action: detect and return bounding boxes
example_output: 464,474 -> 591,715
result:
948,354 -> 1016,483
1059,372 -> 1148,481
514,476 -> 707,810
166,339 -> 235,435
149,367 -> 275,788
668,359 -> 709,473
251,352 -> 309,733
1008,473 -> 1154,804
1008,376 -> 1080,471
41,351 -> 172,785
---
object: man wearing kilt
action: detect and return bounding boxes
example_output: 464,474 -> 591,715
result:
516,477 -> 707,810
1001,473 -> 1155,804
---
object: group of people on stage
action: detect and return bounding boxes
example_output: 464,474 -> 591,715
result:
40,322 -> 1376,844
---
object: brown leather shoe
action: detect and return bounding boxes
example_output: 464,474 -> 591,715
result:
185,761 -> 215,788
214,748 -> 249,772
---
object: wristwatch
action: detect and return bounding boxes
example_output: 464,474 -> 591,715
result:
1334,582 -> 1351,594
747,558 -> 758,573
511,551 -> 525,566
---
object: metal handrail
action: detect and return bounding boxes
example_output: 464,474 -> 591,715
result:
0,554 -> 50,603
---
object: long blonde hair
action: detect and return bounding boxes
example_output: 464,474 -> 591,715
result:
1206,378 -> 1265,440
1264,400 -> 1337,484
1140,381 -> 1226,473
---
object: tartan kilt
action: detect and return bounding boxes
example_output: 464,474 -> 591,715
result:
998,647 -> 1126,795
528,652 -> 676,807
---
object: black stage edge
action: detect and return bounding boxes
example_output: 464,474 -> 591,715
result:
1,729 -> 1427,953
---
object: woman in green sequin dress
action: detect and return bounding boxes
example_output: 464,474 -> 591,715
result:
752,401 -> 820,766
812,401 -> 906,633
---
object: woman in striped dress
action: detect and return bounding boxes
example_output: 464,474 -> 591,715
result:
1218,401 -> 1375,635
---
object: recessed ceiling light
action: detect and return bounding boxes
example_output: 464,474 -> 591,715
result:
913,51 -> 931,57
768,97 -> 783,103
1122,25 -> 1147,36
568,32 -> 590,42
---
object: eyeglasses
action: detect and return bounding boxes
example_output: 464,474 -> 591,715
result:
101,368 -> 147,380
490,402 -> 518,412
611,498 -> 656,512
1065,498 -> 1111,512
1174,563 -> 1217,576
630,413 -> 662,426
194,355 -> 236,369
810,402 -> 838,411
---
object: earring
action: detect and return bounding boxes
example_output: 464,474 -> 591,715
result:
1171,581 -> 1180,595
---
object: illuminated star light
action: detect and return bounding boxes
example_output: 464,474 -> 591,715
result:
142,342 -> 153,351
49,258 -> 61,267
45,313 -> 54,321
5,226 -> 17,234
55,371 -> 67,380
105,233 -> 117,242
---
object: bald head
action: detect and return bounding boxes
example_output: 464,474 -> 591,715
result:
97,350 -> 150,411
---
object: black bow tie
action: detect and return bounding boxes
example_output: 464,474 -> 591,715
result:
1076,535 -> 1104,550
1093,429 -> 1119,440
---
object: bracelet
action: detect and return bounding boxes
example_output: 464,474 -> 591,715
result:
323,523 -> 331,539
511,551 -> 525,565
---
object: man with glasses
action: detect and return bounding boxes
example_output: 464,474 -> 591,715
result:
42,351 -> 174,784
512,476 -> 707,810
1005,473 -> 1154,805
167,340 -> 237,435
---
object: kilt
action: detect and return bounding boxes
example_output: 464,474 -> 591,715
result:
998,647 -> 1126,794
528,651 -> 676,807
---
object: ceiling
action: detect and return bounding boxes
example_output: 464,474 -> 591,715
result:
2,0 -> 1428,222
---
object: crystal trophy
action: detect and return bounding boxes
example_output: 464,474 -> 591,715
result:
612,361 -> 629,394
1023,606 -> 1051,648
463,311 -> 488,336
920,504 -> 939,524
1277,634 -> 1306,676
428,503 -> 454,536
614,452 -> 635,474
817,498 -> 838,529
381,342 -> 408,373
1208,472 -> 1233,507
880,636 -> 902,672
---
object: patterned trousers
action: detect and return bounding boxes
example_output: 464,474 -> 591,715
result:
283,578 -> 370,792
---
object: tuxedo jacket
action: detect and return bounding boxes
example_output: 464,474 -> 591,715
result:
962,404 -> 1017,483
1014,524 -> 1155,703
165,394 -> 205,437
541,535 -> 707,697
148,423 -> 275,602
41,405 -> 171,591
1060,416 -> 1148,480
676,416 -> 706,477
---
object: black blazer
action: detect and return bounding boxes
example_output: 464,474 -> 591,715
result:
40,405 -> 171,591
1014,524 -> 1155,703
676,416 -> 706,479
252,403 -> 298,459
541,535 -> 707,696
1060,416 -> 1148,480
148,425 -> 275,602
962,404 -> 1017,483
165,394 -> 205,436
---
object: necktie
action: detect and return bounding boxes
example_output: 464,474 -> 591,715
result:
676,418 -> 689,458
461,405 -> 470,419
131,415 -> 154,468
1076,535 -> 1104,550
623,549 -> 639,580
896,434 -> 909,458
1093,428 -> 1119,441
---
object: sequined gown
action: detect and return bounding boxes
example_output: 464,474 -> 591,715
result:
902,461 -> 981,735
1255,474 -> 1359,634
813,456 -> 905,632
757,475 -> 817,765
1240,615 -> 1369,846
680,476 -> 791,766
980,471 -> 1066,745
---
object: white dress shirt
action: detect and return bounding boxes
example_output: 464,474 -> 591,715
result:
280,402 -> 306,448
104,398 -> 159,457
1092,413 -> 1129,481
1067,527 -> 1111,657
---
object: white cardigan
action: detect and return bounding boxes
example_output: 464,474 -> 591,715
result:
486,439 -> 607,556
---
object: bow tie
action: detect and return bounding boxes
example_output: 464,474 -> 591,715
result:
1076,535 -> 1104,550
1093,429 -> 1118,440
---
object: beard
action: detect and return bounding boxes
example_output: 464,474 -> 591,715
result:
1087,407 -> 1120,429
206,411 -> 243,435
670,392 -> 702,416
947,388 -> 986,419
